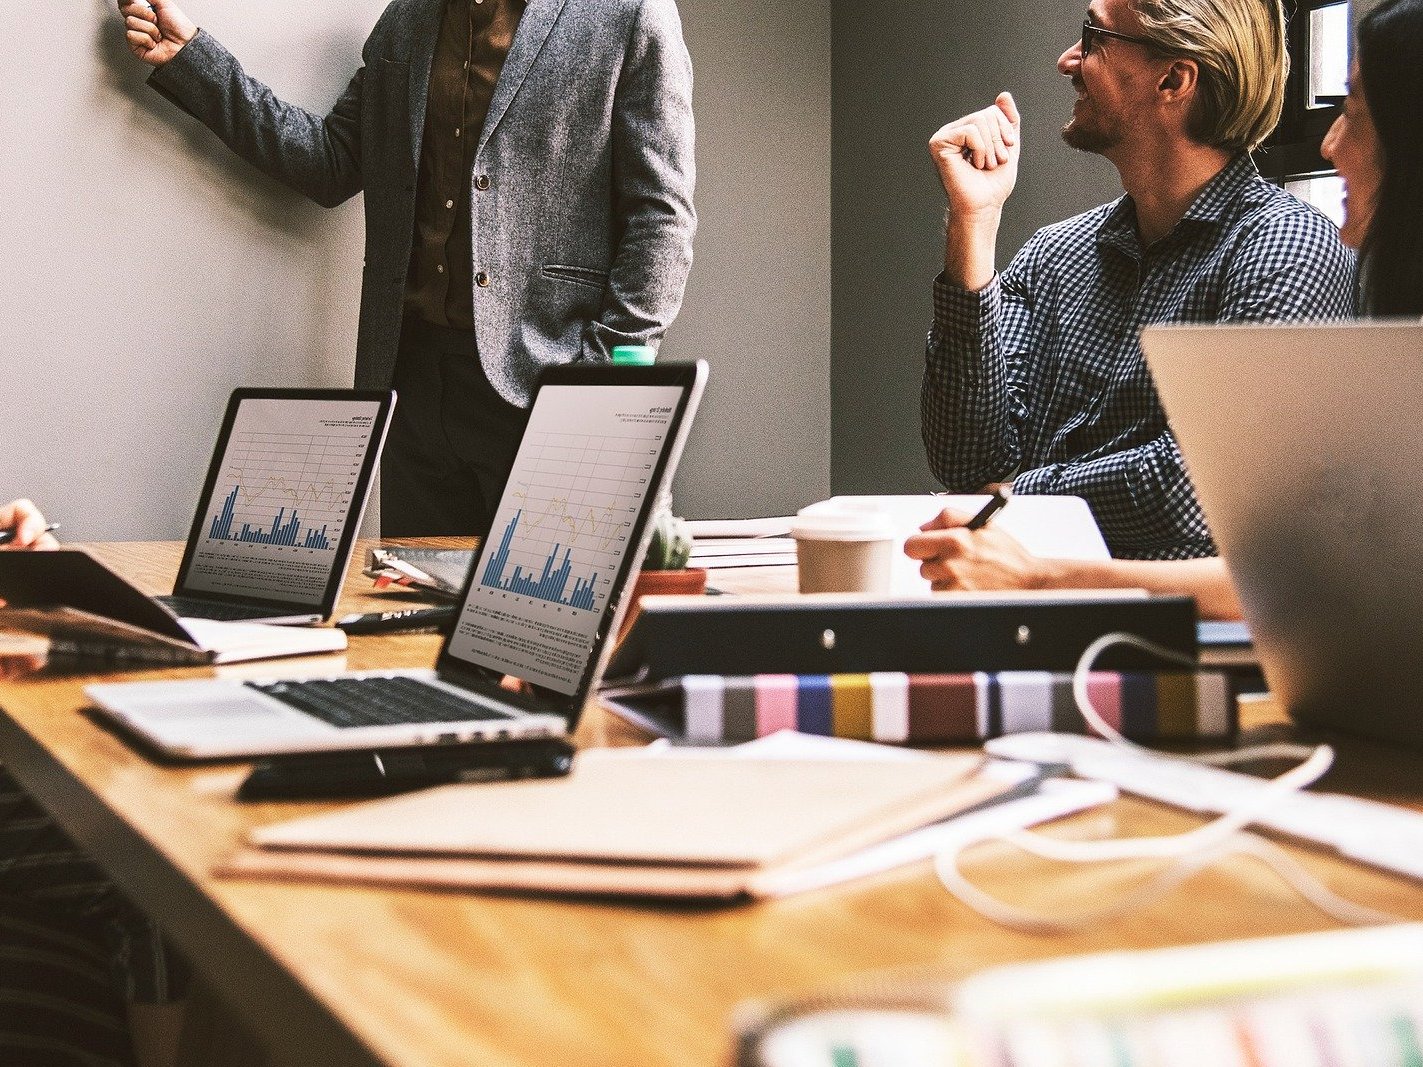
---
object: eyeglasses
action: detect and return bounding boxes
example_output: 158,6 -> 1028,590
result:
1080,18 -> 1163,57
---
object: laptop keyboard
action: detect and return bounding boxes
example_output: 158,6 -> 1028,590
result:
247,677 -> 512,729
159,595 -> 295,622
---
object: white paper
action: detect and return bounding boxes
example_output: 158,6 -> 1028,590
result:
800,495 -> 1111,595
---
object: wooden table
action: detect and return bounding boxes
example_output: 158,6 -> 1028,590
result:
3,542 -> 1423,1067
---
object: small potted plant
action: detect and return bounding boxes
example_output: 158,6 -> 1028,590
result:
621,506 -> 707,638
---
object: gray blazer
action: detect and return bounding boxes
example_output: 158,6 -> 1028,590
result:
149,0 -> 696,407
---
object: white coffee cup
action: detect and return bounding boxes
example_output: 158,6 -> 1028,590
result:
789,511 -> 896,594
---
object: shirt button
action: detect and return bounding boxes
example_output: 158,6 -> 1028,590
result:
445,199 -> 454,209
436,264 -> 445,274
475,271 -> 490,287
474,175 -> 490,191
454,127 -> 461,138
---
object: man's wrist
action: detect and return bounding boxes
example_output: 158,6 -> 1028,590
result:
943,209 -> 1000,292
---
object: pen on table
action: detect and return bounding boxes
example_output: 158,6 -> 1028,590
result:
965,486 -> 1012,531
335,605 -> 457,634
0,523 -> 60,547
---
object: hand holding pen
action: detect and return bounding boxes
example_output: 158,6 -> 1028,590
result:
902,485 -> 1047,593
0,500 -> 59,551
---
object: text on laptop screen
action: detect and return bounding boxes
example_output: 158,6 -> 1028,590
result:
181,397 -> 384,606
446,384 -> 687,694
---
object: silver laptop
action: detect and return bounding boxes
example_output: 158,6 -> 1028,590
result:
1141,320 -> 1423,749
86,361 -> 708,760
158,388 -> 396,625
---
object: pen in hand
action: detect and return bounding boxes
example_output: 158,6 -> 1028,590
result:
0,523 -> 60,547
965,485 -> 1012,531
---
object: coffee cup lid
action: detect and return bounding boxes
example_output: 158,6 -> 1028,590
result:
789,512 -> 896,541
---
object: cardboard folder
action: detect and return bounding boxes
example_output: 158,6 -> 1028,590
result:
223,749 -> 1004,900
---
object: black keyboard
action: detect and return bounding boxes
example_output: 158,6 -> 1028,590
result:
247,676 -> 512,729
158,595 -> 295,622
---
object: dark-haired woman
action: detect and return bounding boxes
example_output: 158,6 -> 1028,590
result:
1322,0 -> 1423,316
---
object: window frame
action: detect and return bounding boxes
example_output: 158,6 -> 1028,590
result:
1257,0 -> 1348,183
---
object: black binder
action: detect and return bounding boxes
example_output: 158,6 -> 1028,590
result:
603,593 -> 1197,684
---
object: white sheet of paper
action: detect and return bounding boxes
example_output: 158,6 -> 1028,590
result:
800,495 -> 1110,595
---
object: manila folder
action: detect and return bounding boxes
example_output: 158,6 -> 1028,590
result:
226,749 -> 1002,900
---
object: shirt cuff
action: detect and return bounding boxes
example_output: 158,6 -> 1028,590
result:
147,28 -> 229,102
928,271 -> 1000,366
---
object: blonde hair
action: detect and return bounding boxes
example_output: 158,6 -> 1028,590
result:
1132,0 -> 1288,151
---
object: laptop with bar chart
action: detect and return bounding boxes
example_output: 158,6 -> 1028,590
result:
86,362 -> 708,760
158,388 -> 396,625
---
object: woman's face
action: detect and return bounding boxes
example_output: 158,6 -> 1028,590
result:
1321,60 -> 1383,249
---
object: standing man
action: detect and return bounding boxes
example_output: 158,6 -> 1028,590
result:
920,0 -> 1353,561
119,0 -> 695,536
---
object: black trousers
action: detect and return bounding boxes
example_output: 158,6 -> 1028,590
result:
381,319 -> 530,537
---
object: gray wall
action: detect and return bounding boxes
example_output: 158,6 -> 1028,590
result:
829,0 -> 1119,494
1,0 -> 832,538
667,0 -> 833,518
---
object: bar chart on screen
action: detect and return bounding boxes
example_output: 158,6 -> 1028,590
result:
448,383 -> 687,693
183,398 -> 382,603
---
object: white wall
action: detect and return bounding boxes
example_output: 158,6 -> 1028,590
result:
2,0 -> 383,541
1,0 -> 833,539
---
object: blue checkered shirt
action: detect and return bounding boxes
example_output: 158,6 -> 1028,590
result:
922,153 -> 1356,560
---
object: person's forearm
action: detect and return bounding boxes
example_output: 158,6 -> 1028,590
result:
922,270 -> 1026,491
585,0 -> 694,360
943,210 -> 1000,292
1036,556 -> 1240,620
147,31 -> 364,209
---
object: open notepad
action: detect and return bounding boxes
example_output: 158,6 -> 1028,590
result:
224,747 -> 1013,900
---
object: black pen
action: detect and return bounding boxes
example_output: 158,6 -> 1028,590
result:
966,485 -> 1012,531
335,604 -> 457,634
0,522 -> 60,547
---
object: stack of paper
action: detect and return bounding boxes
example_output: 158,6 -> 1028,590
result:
222,735 -> 1116,900
687,537 -> 797,570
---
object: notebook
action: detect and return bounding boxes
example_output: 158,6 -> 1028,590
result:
158,388 -> 396,625
223,747 -> 1005,900
1141,321 -> 1423,750
85,361 -> 708,760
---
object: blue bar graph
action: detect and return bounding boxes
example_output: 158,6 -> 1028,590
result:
480,510 -> 598,611
208,485 -> 332,549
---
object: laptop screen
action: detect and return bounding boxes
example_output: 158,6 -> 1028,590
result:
441,365 -> 705,700
174,390 -> 394,611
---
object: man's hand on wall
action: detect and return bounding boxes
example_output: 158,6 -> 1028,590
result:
119,0 -> 197,67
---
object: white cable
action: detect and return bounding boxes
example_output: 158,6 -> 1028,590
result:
935,830 -> 1400,935
1003,744 -> 1334,862
934,630 -> 1409,929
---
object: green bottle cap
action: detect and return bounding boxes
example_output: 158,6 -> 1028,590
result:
611,344 -> 656,366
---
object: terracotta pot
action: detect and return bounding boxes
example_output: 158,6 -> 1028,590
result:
619,567 -> 708,640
